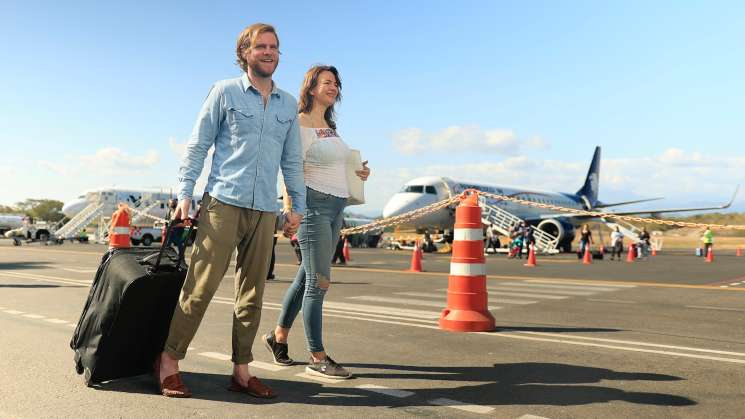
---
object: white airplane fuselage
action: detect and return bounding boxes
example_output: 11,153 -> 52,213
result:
382,176 -> 584,232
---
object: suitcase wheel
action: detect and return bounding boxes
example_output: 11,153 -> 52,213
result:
75,359 -> 84,375
83,367 -> 94,387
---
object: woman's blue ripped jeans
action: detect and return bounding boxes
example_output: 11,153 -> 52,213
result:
277,187 -> 347,353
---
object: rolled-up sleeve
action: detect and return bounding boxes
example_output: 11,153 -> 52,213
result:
280,115 -> 306,214
177,84 -> 223,200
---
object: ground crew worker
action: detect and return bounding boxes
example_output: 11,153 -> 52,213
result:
701,226 -> 714,257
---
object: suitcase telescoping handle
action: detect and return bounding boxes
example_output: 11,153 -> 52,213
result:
153,218 -> 196,272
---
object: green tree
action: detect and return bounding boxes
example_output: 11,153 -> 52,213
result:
14,199 -> 65,222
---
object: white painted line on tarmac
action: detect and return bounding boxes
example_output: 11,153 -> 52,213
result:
198,352 -> 231,361
348,296 -> 501,311
486,286 -> 595,296
489,290 -> 569,299
295,372 -> 347,384
501,281 -> 624,292
324,301 -> 441,319
441,287 -> 574,298
67,324 -> 77,328
587,298 -> 636,304
22,314 -> 45,319
249,360 -> 290,372
518,414 -> 551,419
395,291 -> 537,306
4,310 -> 24,315
356,384 -> 414,398
322,307 -> 437,324
0,271 -> 91,287
729,283 -> 740,286
44,318 -> 69,324
60,268 -> 97,273
187,347 -> 196,351
525,279 -> 637,288
686,305 -> 745,313
428,398 -> 495,414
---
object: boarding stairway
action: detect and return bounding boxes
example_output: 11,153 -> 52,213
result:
54,202 -> 104,240
478,197 -> 560,254
601,218 -> 641,243
130,201 -> 164,224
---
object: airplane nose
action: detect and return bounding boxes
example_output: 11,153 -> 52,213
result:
382,194 -> 423,219
61,199 -> 87,218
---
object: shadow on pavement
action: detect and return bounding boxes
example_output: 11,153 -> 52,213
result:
89,362 -> 695,408
0,261 -> 52,270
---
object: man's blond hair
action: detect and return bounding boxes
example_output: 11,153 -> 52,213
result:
236,23 -> 279,72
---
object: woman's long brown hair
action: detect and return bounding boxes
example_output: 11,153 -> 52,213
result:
298,65 -> 342,130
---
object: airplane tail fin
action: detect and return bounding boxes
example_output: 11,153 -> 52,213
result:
576,146 -> 601,209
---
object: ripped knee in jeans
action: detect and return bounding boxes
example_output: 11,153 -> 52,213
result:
307,273 -> 330,295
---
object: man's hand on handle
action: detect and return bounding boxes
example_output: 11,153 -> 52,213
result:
173,198 -> 191,225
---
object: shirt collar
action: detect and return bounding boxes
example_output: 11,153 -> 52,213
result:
241,73 -> 279,96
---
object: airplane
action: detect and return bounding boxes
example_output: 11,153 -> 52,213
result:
61,188 -> 199,220
381,146 -> 738,252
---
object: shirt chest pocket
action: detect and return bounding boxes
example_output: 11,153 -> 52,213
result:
226,107 -> 258,145
269,112 -> 294,142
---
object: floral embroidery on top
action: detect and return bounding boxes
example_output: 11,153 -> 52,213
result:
315,128 -> 338,138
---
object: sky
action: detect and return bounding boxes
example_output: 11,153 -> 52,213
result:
2,1 -> 745,216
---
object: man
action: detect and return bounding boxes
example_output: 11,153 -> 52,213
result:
701,226 -> 714,257
610,226 -> 624,261
155,23 -> 305,399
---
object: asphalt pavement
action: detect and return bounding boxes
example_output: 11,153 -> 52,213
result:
1,240 -> 744,418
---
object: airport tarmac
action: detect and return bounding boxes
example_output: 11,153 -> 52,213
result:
1,240 -> 744,418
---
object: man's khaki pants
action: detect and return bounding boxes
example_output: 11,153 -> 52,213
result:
164,194 -> 276,364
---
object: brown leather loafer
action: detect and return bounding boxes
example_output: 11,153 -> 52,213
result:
160,373 -> 192,398
228,375 -> 277,399
154,357 -> 192,398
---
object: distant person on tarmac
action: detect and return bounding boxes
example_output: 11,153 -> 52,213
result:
486,226 -> 500,255
579,224 -> 593,257
638,226 -> 651,258
264,65 -> 370,380
156,23 -> 306,399
509,222 -> 525,259
702,226 -> 714,256
523,224 -> 535,251
332,234 -> 347,265
610,226 -> 624,261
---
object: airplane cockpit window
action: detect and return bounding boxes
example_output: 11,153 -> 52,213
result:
425,186 -> 436,194
401,185 -> 424,193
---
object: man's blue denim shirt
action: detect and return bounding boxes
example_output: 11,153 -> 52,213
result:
177,74 -> 306,214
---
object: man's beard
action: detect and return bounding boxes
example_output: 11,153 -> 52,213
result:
248,59 -> 277,78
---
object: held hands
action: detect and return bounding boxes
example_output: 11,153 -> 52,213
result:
355,160 -> 370,181
282,210 -> 302,238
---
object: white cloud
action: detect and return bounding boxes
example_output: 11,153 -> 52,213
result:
391,125 -> 544,155
78,148 -> 159,173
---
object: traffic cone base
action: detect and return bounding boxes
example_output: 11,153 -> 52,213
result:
439,309 -> 495,332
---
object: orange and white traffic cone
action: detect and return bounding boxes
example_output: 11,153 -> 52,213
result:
109,203 -> 131,249
582,246 -> 592,265
524,245 -> 537,267
439,190 -> 495,332
626,244 -> 635,262
706,247 -> 714,263
343,238 -> 351,262
408,240 -> 423,272
651,246 -> 657,256
737,248 -> 742,257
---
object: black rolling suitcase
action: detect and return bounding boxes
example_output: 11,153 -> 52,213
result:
70,220 -> 194,386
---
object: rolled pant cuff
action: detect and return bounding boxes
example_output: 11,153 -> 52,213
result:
164,345 -> 186,361
232,353 -> 254,364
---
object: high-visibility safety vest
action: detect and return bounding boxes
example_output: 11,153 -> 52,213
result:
109,204 -> 131,249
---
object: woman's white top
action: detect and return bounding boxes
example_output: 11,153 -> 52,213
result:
300,127 -> 350,198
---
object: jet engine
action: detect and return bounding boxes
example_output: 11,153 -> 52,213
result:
536,219 -> 576,253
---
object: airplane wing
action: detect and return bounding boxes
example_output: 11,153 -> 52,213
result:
594,197 -> 664,208
535,186 -> 738,219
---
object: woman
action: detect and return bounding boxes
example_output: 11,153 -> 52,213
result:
262,65 -> 370,379
578,224 -> 593,258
